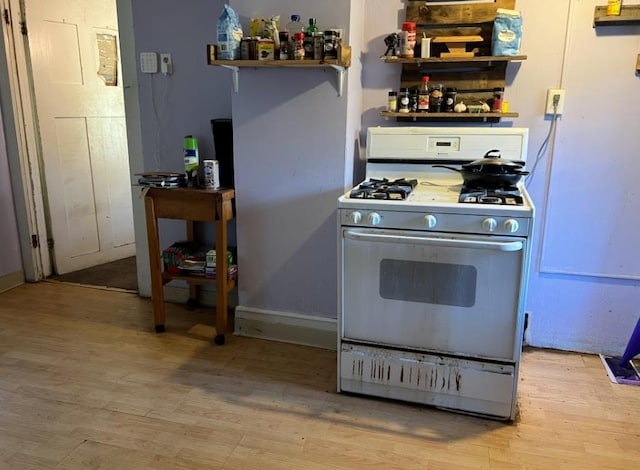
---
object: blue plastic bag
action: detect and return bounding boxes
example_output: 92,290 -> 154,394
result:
492,9 -> 522,56
217,4 -> 243,60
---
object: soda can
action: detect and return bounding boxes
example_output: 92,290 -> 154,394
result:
202,159 -> 220,189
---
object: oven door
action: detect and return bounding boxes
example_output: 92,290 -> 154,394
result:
340,227 -> 528,361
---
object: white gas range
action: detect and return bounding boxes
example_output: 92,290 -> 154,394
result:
337,127 -> 534,421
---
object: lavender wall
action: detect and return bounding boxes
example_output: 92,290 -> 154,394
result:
229,0 -> 362,317
0,109 -> 22,278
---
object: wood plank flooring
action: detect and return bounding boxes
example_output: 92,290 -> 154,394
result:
1,282 -> 639,469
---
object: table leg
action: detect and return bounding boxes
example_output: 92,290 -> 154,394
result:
214,196 -> 230,345
144,195 -> 166,332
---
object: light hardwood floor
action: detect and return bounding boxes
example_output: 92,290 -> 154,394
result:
0,282 -> 639,469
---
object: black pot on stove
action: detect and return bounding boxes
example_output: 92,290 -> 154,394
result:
432,149 -> 529,188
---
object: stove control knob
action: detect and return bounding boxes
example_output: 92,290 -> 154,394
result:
504,219 -> 520,233
423,215 -> 437,229
350,211 -> 362,224
482,218 -> 498,232
368,212 -> 382,226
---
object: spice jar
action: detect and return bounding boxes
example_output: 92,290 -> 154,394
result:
398,88 -> 410,113
492,87 -> 504,112
323,30 -> 338,59
444,87 -> 457,112
293,32 -> 305,60
429,83 -> 444,112
240,37 -> 251,60
409,89 -> 419,113
400,22 -> 416,58
387,91 -> 398,112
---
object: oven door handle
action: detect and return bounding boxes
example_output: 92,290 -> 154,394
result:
344,231 -> 523,252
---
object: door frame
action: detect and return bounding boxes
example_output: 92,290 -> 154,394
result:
0,0 -> 50,281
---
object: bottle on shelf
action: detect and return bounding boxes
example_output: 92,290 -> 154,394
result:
398,88 -> 410,113
429,83 -> 444,112
387,91 -> 398,112
285,14 -> 305,35
278,31 -> 291,60
293,32 -> 306,60
270,17 -> 281,59
306,18 -> 319,34
417,76 -> 430,112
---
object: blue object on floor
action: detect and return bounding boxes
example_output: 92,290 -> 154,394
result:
620,316 -> 640,366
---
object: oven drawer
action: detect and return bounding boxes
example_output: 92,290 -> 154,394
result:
339,343 -> 516,420
340,227 -> 528,361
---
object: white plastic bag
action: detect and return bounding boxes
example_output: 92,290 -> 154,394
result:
217,4 -> 243,60
492,9 -> 522,56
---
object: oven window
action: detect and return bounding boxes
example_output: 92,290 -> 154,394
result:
379,259 -> 477,307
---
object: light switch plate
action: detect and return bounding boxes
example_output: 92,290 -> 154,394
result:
140,52 -> 158,73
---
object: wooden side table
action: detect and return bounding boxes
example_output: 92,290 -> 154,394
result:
143,187 -> 236,345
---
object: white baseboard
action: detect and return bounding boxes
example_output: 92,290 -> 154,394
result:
234,306 -> 337,350
0,270 -> 24,293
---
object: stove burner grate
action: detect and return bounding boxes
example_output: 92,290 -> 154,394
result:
459,186 -> 523,206
350,178 -> 418,200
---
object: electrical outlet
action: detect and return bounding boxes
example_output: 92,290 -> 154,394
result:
160,53 -> 173,75
545,88 -> 565,115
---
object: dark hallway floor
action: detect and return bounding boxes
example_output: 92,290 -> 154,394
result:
49,256 -> 137,292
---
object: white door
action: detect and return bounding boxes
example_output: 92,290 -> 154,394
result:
24,0 -> 134,274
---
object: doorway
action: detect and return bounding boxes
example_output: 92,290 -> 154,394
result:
1,0 -> 135,279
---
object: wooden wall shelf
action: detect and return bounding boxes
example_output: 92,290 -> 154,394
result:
594,5 -> 640,26
208,45 -> 351,96
381,111 -> 519,124
381,55 -> 527,65
387,0 -> 524,123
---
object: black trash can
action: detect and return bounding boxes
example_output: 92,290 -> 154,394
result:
210,118 -> 234,189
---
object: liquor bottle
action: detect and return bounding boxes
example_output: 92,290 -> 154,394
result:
417,76 -> 430,112
306,18 -> 319,34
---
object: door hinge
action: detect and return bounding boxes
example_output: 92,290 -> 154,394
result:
31,234 -> 39,248
3,9 -> 10,26
20,20 -> 26,35
47,238 -> 54,249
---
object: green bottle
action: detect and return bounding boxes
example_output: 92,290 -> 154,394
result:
183,135 -> 199,187
306,18 -> 319,34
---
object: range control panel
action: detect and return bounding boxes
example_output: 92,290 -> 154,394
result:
340,209 -> 531,237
